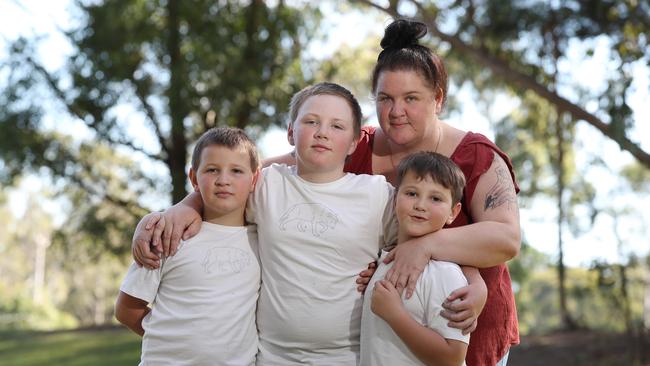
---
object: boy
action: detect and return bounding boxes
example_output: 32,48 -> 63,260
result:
132,83 -> 399,364
114,127 -> 260,366
360,151 -> 470,366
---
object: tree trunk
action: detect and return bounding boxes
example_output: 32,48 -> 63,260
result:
555,112 -> 577,330
166,0 -> 189,203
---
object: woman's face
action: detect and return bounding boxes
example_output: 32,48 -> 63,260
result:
375,69 -> 442,147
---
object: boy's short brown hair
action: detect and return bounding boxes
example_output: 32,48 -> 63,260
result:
395,151 -> 465,205
288,82 -> 362,138
191,127 -> 259,172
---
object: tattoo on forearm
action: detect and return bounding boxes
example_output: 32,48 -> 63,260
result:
484,166 -> 516,211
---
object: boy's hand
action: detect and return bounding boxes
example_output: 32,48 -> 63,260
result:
383,237 -> 430,299
158,203 -> 202,256
440,281 -> 487,335
356,261 -> 377,293
370,280 -> 406,323
132,212 -> 163,269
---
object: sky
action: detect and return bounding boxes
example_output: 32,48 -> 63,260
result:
1,0 -> 648,267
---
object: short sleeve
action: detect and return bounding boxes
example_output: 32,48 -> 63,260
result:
422,262 -> 470,344
381,183 -> 398,249
119,261 -> 163,304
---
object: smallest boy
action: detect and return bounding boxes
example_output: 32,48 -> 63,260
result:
360,151 -> 470,366
115,127 -> 260,366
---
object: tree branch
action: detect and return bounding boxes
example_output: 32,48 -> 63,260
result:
26,56 -> 164,161
131,78 -> 169,155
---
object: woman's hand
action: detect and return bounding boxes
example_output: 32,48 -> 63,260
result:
440,277 -> 487,335
356,261 -> 377,293
382,237 -> 431,299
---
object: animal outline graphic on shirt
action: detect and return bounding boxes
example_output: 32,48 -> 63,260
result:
278,203 -> 339,237
202,247 -> 252,275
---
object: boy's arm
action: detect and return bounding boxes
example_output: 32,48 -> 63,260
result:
115,291 -> 150,337
372,280 -> 467,366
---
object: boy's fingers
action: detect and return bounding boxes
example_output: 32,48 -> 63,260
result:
183,219 -> 202,241
169,225 -> 184,256
382,250 -> 395,264
162,223 -> 173,256
144,212 -> 162,230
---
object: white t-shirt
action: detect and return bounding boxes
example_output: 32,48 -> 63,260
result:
120,222 -> 260,366
247,164 -> 397,365
360,251 -> 469,366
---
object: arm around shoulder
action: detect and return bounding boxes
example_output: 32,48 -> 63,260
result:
261,152 -> 295,168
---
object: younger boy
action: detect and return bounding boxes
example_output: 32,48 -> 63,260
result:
360,151 -> 470,366
114,127 -> 260,366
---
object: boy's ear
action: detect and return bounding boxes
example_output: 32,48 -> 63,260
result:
189,168 -> 200,192
447,202 -> 462,225
250,168 -> 260,192
346,136 -> 360,156
287,122 -> 295,146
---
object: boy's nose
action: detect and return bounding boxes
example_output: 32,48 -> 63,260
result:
314,125 -> 329,139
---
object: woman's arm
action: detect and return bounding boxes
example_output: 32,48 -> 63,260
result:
372,280 -> 467,366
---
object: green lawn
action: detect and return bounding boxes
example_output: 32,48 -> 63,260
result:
0,326 -> 141,366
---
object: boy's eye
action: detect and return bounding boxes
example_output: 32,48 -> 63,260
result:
232,168 -> 243,174
405,191 -> 417,197
406,95 -> 417,102
333,124 -> 344,130
431,196 -> 442,202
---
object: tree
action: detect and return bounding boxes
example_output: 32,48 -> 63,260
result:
352,0 -> 650,170
0,0 -> 320,204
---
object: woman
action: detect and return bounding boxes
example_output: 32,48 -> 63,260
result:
344,19 -> 521,366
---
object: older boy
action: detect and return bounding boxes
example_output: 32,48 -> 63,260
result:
361,151 -> 471,366
114,127 -> 260,366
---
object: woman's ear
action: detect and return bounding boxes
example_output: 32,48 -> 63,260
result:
434,87 -> 445,115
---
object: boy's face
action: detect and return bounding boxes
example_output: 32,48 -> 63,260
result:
395,170 -> 461,241
287,94 -> 358,180
189,145 -> 257,226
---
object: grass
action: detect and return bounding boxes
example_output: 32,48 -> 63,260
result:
0,326 -> 141,366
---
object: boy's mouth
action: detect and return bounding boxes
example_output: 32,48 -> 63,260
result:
311,144 -> 331,152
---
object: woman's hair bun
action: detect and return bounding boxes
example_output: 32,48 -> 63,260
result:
380,19 -> 427,50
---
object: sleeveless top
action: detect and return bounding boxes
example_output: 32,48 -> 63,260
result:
345,125 -> 520,366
